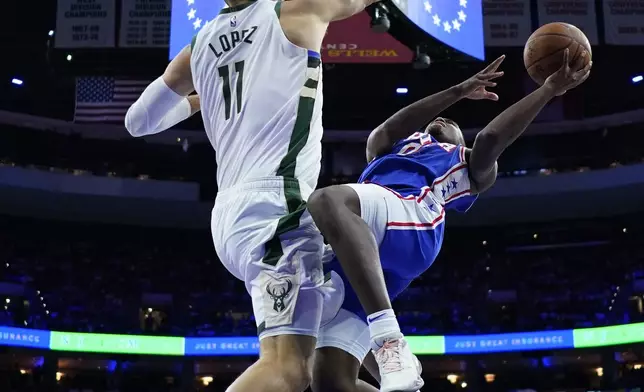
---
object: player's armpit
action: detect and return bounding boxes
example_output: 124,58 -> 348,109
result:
464,146 -> 498,194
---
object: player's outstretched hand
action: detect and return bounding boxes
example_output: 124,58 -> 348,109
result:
544,48 -> 592,97
457,55 -> 505,101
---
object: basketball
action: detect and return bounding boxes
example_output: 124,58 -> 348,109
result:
523,22 -> 592,85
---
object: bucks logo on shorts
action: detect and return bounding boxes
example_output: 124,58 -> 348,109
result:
266,279 -> 293,312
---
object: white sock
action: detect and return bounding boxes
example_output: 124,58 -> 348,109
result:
367,309 -> 402,350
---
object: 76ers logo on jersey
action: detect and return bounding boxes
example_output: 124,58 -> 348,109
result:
230,15 -> 237,27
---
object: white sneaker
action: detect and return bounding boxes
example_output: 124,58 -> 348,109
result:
373,338 -> 424,392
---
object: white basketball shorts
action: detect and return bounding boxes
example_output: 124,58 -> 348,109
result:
212,177 -> 339,340
316,182 -> 445,361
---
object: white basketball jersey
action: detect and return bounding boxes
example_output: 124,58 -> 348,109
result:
190,0 -> 323,192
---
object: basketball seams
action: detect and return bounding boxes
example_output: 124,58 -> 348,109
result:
524,36 -> 572,69
524,22 -> 591,85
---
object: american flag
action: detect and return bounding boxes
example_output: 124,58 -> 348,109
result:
74,77 -> 149,123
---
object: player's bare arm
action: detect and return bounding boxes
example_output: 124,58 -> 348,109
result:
366,55 -> 506,162
279,0 -> 380,54
467,49 -> 592,194
125,45 -> 197,137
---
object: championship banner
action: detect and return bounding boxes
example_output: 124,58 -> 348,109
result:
119,0 -> 171,47
536,0 -> 598,45
322,12 -> 413,63
55,0 -> 116,48
483,0 -> 532,47
602,1 -> 644,45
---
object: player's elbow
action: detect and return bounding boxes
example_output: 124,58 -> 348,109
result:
474,128 -> 501,150
472,129 -> 504,161
124,102 -> 149,137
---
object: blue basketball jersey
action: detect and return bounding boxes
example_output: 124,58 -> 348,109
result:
360,132 -> 477,213
325,132 -> 478,318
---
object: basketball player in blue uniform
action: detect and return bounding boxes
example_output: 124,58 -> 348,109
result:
307,48 -> 591,392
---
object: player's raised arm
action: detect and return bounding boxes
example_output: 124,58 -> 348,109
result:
299,0 -> 381,22
467,49 -> 592,193
365,55 -> 505,162
125,45 -> 199,137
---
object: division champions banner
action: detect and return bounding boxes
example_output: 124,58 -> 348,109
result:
119,0 -> 171,47
602,1 -> 644,45
56,0 -> 116,48
536,0 -> 599,45
482,0 -> 532,47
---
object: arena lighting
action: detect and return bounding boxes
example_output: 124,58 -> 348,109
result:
633,75 -> 643,83
56,372 -> 64,381
396,87 -> 408,94
66,54 -> 72,62
11,78 -> 23,86
484,373 -> 496,382
461,382 -> 468,388
447,374 -> 458,384
370,4 -> 391,33
595,367 -> 603,377
201,376 -> 213,386
48,30 -> 54,37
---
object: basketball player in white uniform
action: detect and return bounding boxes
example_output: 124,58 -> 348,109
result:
123,0 -> 424,391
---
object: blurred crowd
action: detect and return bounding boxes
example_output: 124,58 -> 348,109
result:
1,120 -> 644,200
1,213 -> 642,337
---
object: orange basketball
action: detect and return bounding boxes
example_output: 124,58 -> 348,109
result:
523,22 -> 592,85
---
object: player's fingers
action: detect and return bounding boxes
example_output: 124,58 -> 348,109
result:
573,61 -> 592,80
575,70 -> 591,85
479,71 -> 504,80
485,92 -> 499,101
483,55 -> 506,72
479,80 -> 497,87
561,48 -> 570,72
571,50 -> 588,72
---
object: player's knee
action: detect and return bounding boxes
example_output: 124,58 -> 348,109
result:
308,188 -> 336,222
279,356 -> 313,391
257,355 -> 312,392
308,186 -> 358,225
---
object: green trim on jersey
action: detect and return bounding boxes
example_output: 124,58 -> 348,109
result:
274,1 -> 282,18
262,56 -> 322,267
219,0 -> 257,14
190,34 -> 197,51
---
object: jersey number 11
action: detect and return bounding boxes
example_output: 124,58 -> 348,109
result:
218,60 -> 245,120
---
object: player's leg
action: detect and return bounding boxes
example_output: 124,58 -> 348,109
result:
212,180 -> 327,392
310,184 -> 424,392
312,307 -> 377,392
307,185 -> 399,342
312,347 -> 378,392
228,334 -> 316,392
